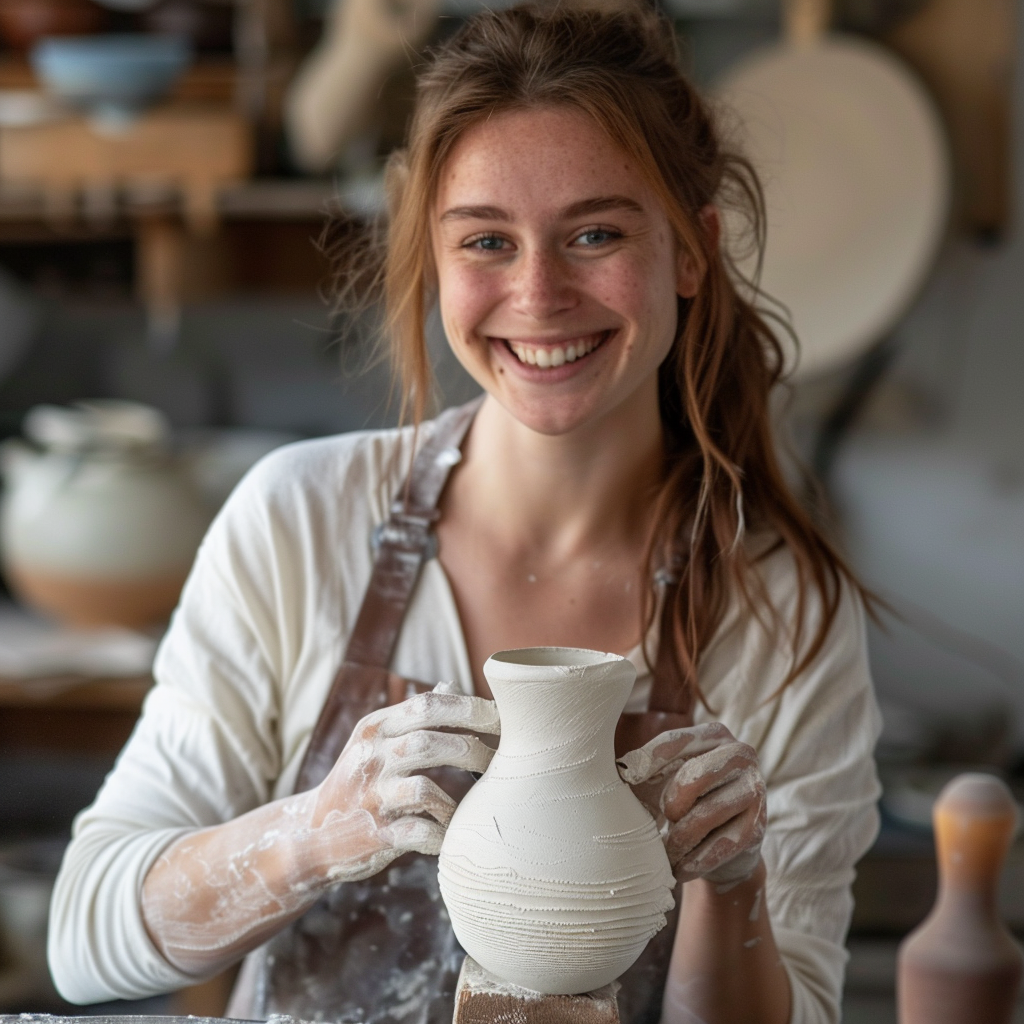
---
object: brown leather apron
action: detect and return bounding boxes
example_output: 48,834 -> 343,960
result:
228,399 -> 693,1024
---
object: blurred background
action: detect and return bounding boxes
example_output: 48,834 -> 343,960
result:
0,0 -> 1019,1020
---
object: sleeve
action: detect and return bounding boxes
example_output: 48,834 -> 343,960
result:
755,578 -> 882,1024
47,452 -> 298,1005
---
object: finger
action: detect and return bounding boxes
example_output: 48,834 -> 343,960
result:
385,816 -> 446,857
663,773 -> 762,863
628,778 -> 666,820
617,723 -> 735,784
662,742 -> 760,821
672,802 -> 765,880
385,730 -> 496,776
379,774 -> 458,826
373,692 -> 501,739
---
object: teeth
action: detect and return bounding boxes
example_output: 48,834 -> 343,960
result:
508,333 -> 605,368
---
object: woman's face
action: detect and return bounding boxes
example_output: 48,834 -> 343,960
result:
431,105 -> 702,437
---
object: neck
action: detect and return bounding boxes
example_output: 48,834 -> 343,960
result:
451,387 -> 665,564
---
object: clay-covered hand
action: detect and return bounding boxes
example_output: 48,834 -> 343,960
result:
617,722 -> 766,886
300,686 -> 500,883
141,684 -> 498,976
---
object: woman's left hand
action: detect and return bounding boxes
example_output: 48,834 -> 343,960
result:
618,722 -> 767,886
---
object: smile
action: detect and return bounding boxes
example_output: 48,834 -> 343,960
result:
502,331 -> 611,368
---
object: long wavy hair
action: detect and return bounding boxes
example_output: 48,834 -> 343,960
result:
328,2 -> 865,705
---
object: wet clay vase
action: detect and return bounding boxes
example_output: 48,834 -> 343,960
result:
438,647 -> 676,994
0,401 -> 211,629
898,773 -> 1024,1023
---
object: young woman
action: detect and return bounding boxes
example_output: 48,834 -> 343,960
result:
49,6 -> 881,1023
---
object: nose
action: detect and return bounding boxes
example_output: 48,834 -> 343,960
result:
509,246 -> 578,321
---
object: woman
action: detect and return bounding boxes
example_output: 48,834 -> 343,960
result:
48,6 -> 881,1024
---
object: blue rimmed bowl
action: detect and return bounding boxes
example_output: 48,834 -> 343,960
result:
30,33 -> 192,123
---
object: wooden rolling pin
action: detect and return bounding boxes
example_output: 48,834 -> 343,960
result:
898,773 -> 1023,1023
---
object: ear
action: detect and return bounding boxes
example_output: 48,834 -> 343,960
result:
676,204 -> 721,299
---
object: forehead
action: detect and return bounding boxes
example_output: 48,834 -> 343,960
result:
435,106 -> 653,214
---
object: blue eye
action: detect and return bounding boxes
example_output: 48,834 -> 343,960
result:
576,229 -> 619,246
468,234 -> 506,251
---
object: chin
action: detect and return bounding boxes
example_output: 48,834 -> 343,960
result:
496,389 -> 619,438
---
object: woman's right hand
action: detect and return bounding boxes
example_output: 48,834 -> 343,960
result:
142,686 -> 498,976
300,688 -> 500,883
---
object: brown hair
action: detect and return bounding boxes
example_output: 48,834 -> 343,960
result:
330,2 -> 866,705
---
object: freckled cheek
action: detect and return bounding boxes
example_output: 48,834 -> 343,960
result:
593,279 -> 653,323
439,269 -> 504,347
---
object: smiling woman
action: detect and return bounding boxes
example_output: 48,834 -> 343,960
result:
430,107 -> 685,438
48,6 -> 881,1024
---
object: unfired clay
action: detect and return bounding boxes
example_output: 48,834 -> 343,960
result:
438,647 -> 675,995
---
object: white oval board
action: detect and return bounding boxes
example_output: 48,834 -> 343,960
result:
715,36 -> 950,380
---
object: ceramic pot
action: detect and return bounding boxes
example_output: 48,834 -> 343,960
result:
438,647 -> 675,995
30,34 -> 193,123
0,401 -> 211,629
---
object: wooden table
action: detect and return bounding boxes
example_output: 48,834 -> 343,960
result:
0,675 -> 151,755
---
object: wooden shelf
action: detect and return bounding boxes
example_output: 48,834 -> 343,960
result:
0,55 -> 237,104
0,178 -> 338,227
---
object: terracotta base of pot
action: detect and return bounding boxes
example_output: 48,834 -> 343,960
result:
6,562 -> 188,629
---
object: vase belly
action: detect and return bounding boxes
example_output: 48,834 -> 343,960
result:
440,768 -> 674,993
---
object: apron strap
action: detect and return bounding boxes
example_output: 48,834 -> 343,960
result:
295,398 -> 482,792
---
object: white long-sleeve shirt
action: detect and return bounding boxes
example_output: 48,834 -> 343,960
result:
48,417 -> 881,1024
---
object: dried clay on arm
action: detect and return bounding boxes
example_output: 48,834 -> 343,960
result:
141,688 -> 499,977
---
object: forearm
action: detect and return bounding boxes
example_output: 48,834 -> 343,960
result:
141,789 -> 379,977
661,860 -> 790,1024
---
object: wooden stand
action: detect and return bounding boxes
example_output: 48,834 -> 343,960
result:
453,957 -> 620,1024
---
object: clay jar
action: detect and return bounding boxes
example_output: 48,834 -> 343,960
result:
0,401 -> 211,629
898,773 -> 1024,1023
438,647 -> 676,994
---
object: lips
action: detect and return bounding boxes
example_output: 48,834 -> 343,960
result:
500,331 -> 611,369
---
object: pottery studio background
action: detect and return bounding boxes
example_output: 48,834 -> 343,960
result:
0,0 -> 1021,1021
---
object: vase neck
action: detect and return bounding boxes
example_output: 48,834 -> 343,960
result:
486,659 -> 634,771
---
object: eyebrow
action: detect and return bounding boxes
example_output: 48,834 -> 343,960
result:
438,194 -> 646,222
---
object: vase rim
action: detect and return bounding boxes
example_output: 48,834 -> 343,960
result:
483,647 -> 634,688
485,646 -> 631,672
